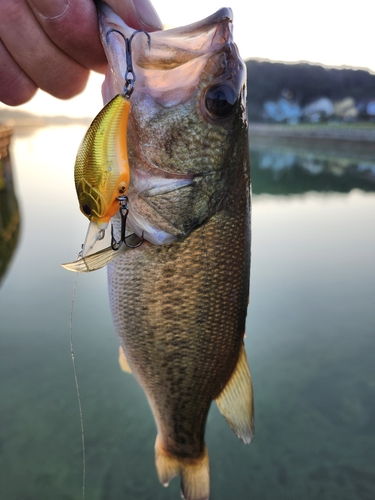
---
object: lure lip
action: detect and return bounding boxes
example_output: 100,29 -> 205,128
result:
61,232 -> 144,273
82,219 -> 110,258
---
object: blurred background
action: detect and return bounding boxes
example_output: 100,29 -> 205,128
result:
1,1 -> 374,499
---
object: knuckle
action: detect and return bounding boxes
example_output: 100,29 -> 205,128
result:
0,68 -> 37,106
44,67 -> 90,99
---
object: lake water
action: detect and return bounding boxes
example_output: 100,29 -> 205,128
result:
0,125 -> 374,500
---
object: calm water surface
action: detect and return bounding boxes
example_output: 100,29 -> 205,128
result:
0,126 -> 374,500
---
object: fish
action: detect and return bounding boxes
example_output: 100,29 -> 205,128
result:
97,3 -> 253,500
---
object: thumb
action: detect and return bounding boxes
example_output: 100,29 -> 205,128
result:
105,0 -> 163,32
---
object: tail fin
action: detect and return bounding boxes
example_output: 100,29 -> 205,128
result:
155,435 -> 210,500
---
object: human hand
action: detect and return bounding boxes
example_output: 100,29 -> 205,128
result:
0,0 -> 162,106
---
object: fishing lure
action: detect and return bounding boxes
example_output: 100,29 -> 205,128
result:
74,94 -> 131,224
63,29 -> 150,271
74,28 -> 150,228
72,92 -> 132,259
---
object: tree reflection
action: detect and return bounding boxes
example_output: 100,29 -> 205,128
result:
250,136 -> 375,195
0,126 -> 20,286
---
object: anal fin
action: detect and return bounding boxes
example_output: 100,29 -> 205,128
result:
155,435 -> 209,500
215,343 -> 254,444
118,346 -> 132,373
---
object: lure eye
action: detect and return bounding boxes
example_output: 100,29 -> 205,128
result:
118,181 -> 127,195
82,204 -> 92,216
205,84 -> 237,119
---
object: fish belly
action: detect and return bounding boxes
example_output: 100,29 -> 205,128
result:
108,195 -> 249,437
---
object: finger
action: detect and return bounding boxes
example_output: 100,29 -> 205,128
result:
0,0 -> 89,99
26,0 -> 108,73
106,0 -> 163,31
0,39 -> 37,105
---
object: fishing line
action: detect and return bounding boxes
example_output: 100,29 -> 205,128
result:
69,273 -> 86,499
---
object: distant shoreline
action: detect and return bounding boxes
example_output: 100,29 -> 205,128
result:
249,123 -> 375,143
2,117 -> 375,145
1,117 -> 92,129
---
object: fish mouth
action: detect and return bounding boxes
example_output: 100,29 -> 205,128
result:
98,3 -> 237,105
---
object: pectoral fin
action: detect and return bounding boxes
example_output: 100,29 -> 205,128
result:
118,346 -> 132,373
215,343 -> 254,444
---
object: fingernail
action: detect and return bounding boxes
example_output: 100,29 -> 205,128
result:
28,0 -> 69,20
135,0 -> 163,31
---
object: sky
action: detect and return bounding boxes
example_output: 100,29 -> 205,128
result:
1,0 -> 374,118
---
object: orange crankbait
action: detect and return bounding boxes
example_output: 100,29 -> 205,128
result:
74,94 -> 131,223
62,29 -> 150,271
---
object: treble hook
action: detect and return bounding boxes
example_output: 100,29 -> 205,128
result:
111,196 -> 144,250
106,29 -> 151,98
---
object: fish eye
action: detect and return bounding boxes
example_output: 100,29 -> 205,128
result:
204,84 -> 237,119
82,204 -> 92,216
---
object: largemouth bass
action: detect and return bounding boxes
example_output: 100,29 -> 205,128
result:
98,4 -> 253,499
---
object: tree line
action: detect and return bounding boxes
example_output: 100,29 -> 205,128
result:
246,59 -> 375,121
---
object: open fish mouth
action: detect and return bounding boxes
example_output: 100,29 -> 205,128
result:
98,4 -> 239,104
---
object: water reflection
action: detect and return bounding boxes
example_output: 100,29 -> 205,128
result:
0,126 -> 20,286
251,135 -> 375,194
0,126 -> 374,500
